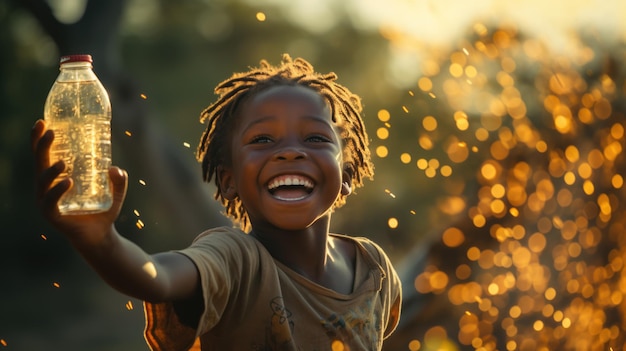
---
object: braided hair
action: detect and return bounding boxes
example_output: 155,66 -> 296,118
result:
197,54 -> 374,231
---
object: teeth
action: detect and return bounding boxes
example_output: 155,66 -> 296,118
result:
274,194 -> 308,202
268,175 -> 314,190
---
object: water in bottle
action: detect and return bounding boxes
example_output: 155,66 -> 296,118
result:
44,54 -> 113,214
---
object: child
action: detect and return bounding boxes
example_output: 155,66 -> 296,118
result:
32,54 -> 401,350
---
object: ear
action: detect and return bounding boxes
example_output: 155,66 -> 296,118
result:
341,166 -> 353,196
218,165 -> 237,200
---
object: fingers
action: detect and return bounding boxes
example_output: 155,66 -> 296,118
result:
109,167 -> 128,196
40,177 -> 72,218
36,160 -> 64,198
32,120 -> 60,210
36,159 -> 70,215
33,127 -> 54,176
32,120 -> 71,217
31,119 -> 45,152
107,166 -> 129,216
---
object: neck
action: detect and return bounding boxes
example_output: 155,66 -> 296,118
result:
250,216 -> 331,279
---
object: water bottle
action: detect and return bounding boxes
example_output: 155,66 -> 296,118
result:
44,54 -> 113,214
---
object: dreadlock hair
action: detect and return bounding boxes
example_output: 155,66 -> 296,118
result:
196,54 -> 374,231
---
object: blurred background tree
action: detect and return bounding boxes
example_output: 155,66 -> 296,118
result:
1,0 -> 625,350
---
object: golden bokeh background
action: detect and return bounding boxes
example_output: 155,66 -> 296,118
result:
380,22 -> 626,351
1,1 -> 625,350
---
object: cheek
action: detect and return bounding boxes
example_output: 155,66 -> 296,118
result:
323,151 -> 345,190
236,149 -> 265,167
232,150 -> 265,186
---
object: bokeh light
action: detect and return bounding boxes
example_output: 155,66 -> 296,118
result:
378,18 -> 626,351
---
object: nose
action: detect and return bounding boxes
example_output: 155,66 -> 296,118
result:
273,145 -> 307,161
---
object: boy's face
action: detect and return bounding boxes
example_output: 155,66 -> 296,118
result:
220,85 -> 349,231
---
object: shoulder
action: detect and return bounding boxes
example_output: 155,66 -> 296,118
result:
181,226 -> 265,268
190,226 -> 257,249
194,226 -> 245,238
333,234 -> 392,266
336,235 -> 403,338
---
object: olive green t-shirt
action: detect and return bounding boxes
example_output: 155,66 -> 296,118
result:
144,226 -> 401,351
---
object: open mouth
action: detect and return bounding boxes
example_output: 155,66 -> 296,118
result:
267,174 -> 315,201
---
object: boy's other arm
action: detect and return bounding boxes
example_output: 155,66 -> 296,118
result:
32,119 -> 200,303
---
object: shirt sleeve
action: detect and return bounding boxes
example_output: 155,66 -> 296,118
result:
143,227 -> 254,351
143,300 -> 198,351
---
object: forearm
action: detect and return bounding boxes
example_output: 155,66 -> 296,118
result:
67,225 -> 179,302
32,123 -> 194,301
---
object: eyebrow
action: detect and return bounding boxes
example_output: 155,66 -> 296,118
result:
241,114 -> 333,134
241,115 -> 275,134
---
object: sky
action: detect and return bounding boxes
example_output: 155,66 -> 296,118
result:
246,0 -> 626,87
47,0 -> 626,88
262,0 -> 626,48
347,0 -> 625,47
50,0 -> 626,44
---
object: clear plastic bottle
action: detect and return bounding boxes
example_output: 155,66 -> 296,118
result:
44,54 -> 113,214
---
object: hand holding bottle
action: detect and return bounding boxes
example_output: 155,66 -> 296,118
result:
31,119 -> 128,248
32,120 -> 194,302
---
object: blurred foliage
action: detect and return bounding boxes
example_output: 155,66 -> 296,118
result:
383,24 -> 626,351
1,0 -> 625,350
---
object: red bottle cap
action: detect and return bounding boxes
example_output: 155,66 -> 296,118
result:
60,55 -> 93,64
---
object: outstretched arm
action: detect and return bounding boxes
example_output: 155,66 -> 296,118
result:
31,119 -> 199,303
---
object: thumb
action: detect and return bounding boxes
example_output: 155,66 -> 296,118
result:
108,166 -> 128,215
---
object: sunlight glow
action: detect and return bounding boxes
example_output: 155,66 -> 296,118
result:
347,0 -> 625,88
142,261 -> 158,279
47,0 -> 86,23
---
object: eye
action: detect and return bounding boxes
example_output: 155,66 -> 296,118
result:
306,134 -> 332,143
249,135 -> 273,144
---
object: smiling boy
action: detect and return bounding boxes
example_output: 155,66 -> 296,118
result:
32,55 -> 401,350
